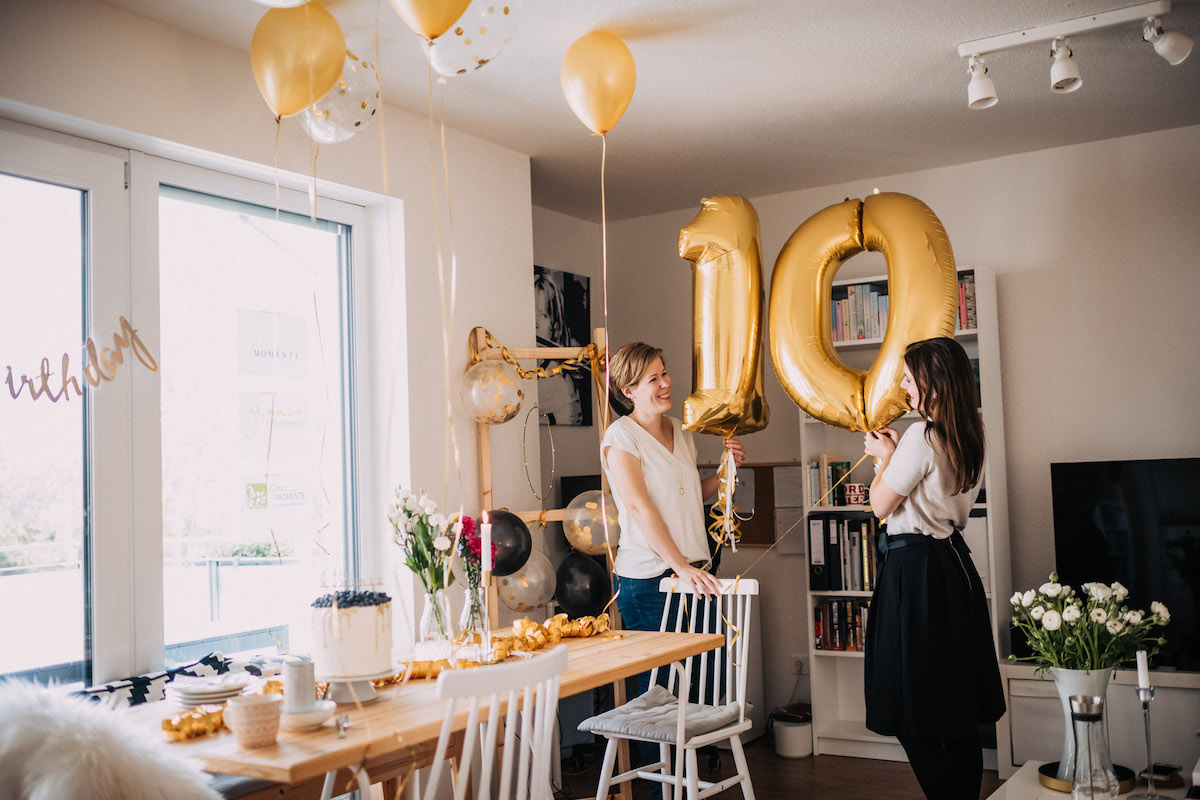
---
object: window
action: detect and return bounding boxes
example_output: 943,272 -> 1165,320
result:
0,121 -> 372,684
158,187 -> 357,660
0,172 -> 88,683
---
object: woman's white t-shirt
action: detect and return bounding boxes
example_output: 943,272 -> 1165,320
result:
881,421 -> 981,539
601,415 -> 709,578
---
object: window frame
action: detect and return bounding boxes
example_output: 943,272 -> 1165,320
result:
0,119 -> 380,684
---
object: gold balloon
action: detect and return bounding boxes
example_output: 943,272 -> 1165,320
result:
678,195 -> 770,437
250,2 -> 347,118
388,0 -> 472,41
768,192 -> 958,432
560,31 -> 636,135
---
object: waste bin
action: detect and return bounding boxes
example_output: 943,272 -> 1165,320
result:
768,703 -> 812,759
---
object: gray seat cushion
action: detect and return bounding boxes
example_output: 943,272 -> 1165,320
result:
578,685 -> 742,743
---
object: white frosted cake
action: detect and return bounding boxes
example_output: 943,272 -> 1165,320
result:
310,590 -> 393,678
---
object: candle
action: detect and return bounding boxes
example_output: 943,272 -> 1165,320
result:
481,510 -> 492,573
1136,650 -> 1150,689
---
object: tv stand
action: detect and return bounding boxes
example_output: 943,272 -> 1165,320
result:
995,663 -> 1200,780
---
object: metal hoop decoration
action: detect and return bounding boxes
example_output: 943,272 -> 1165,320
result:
522,403 -> 555,502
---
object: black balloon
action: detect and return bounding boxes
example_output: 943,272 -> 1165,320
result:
488,509 -> 532,577
554,553 -> 612,618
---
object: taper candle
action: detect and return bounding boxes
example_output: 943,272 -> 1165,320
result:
1137,650 -> 1150,689
481,510 -> 492,573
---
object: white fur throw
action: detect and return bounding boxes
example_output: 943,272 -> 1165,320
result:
0,681 -> 222,800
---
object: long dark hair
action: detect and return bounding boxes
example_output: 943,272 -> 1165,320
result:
904,337 -> 984,495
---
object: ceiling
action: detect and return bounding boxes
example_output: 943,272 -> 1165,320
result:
101,0 -> 1200,221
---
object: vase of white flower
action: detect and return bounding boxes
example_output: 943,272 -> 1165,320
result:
1009,573 -> 1170,791
388,487 -> 459,659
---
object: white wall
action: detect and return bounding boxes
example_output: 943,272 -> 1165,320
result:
535,124 -> 1200,715
0,0 -> 541,640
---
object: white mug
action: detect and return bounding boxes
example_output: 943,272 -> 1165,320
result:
282,657 -> 317,713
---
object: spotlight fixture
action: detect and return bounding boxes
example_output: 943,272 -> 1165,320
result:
967,55 -> 998,109
1049,37 -> 1082,93
1143,16 -> 1194,65
956,0 -> 1190,110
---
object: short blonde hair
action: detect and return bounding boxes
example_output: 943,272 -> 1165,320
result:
608,342 -> 664,415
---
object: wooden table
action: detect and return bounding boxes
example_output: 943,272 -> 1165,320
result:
986,761 -> 1190,800
132,630 -> 725,798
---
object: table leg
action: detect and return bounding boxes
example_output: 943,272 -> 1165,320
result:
613,677 -> 632,800
319,771 -> 337,800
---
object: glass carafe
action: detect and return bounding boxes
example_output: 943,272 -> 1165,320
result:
1070,694 -> 1118,800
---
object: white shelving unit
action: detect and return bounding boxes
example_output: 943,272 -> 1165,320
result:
801,267 -> 1012,762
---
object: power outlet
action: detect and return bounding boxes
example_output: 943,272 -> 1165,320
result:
793,658 -> 806,675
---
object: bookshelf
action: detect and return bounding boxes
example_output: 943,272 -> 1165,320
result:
801,267 -> 1012,763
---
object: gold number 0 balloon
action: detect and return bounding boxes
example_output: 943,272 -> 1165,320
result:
768,192 -> 958,432
678,195 -> 770,437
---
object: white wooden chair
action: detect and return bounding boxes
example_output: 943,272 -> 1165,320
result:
422,643 -> 568,800
578,577 -> 758,800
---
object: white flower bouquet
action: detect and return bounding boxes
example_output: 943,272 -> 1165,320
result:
1009,572 -> 1170,671
387,488 -> 458,595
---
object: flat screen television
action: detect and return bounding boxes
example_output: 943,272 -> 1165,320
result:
1051,457 -> 1200,671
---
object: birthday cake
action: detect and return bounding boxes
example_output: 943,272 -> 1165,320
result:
310,590 -> 393,678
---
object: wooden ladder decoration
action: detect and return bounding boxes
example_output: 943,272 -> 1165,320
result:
470,325 -> 633,800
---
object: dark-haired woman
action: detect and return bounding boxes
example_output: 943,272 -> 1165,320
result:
862,337 -> 1005,800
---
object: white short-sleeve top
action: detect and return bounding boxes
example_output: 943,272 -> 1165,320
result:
601,415 -> 708,578
881,421 -> 982,539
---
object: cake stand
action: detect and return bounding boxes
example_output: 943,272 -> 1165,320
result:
315,666 -> 400,705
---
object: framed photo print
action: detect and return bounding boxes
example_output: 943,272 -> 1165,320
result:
534,265 -> 591,426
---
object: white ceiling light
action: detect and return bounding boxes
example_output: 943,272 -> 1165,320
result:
1143,17 -> 1194,65
967,55 -> 998,109
956,1 -> 1188,109
1050,38 -> 1082,93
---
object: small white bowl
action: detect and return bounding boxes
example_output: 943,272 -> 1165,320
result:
279,699 -> 337,732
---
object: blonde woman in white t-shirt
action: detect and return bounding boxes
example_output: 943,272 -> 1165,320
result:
600,343 -> 744,674
862,337 -> 1004,800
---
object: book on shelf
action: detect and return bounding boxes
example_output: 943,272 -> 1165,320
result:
813,598 -> 871,651
807,513 -> 881,591
829,280 -> 888,343
956,270 -> 977,331
808,517 -> 828,591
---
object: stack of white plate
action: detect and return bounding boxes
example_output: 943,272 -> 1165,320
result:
165,673 -> 253,708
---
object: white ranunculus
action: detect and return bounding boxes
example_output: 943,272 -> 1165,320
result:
1030,606 -> 1045,620
1086,582 -> 1113,602
405,495 -> 420,512
1089,608 -> 1107,624
429,513 -> 447,531
1039,582 -> 1063,597
1106,618 -> 1125,635
1111,582 -> 1129,601
433,535 -> 452,552
1123,610 -> 1143,625
1042,610 -> 1062,631
1022,590 -> 1036,607
1062,605 -> 1082,623
1151,601 -> 1171,622
1010,592 -> 1022,606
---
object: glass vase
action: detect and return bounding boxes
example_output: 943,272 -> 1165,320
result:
1051,667 -> 1118,794
458,582 -> 489,659
415,588 -> 456,661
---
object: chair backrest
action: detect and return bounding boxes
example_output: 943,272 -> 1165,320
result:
422,644 -> 568,800
651,577 -> 758,714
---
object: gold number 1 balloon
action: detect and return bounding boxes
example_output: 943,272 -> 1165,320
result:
768,192 -> 958,432
678,195 -> 770,437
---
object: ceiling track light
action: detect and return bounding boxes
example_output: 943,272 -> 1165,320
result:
956,0 -> 1192,109
1050,37 -> 1082,94
1143,16 -> 1194,65
967,55 -> 998,109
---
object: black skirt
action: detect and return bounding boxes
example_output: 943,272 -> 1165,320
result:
863,531 -> 1006,739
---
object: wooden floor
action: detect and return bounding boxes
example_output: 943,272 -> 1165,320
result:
555,738 -> 1005,800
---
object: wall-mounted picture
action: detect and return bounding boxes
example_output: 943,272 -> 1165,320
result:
534,265 -> 591,426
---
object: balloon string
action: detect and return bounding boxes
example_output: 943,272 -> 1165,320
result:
425,40 -> 463,509
596,133 -> 621,619
438,72 -> 464,508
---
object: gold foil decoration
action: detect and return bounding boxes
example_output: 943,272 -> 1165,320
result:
678,195 -> 770,438
768,192 -> 958,432
162,704 -> 227,741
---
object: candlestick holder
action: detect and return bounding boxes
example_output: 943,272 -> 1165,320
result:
1127,685 -> 1159,800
